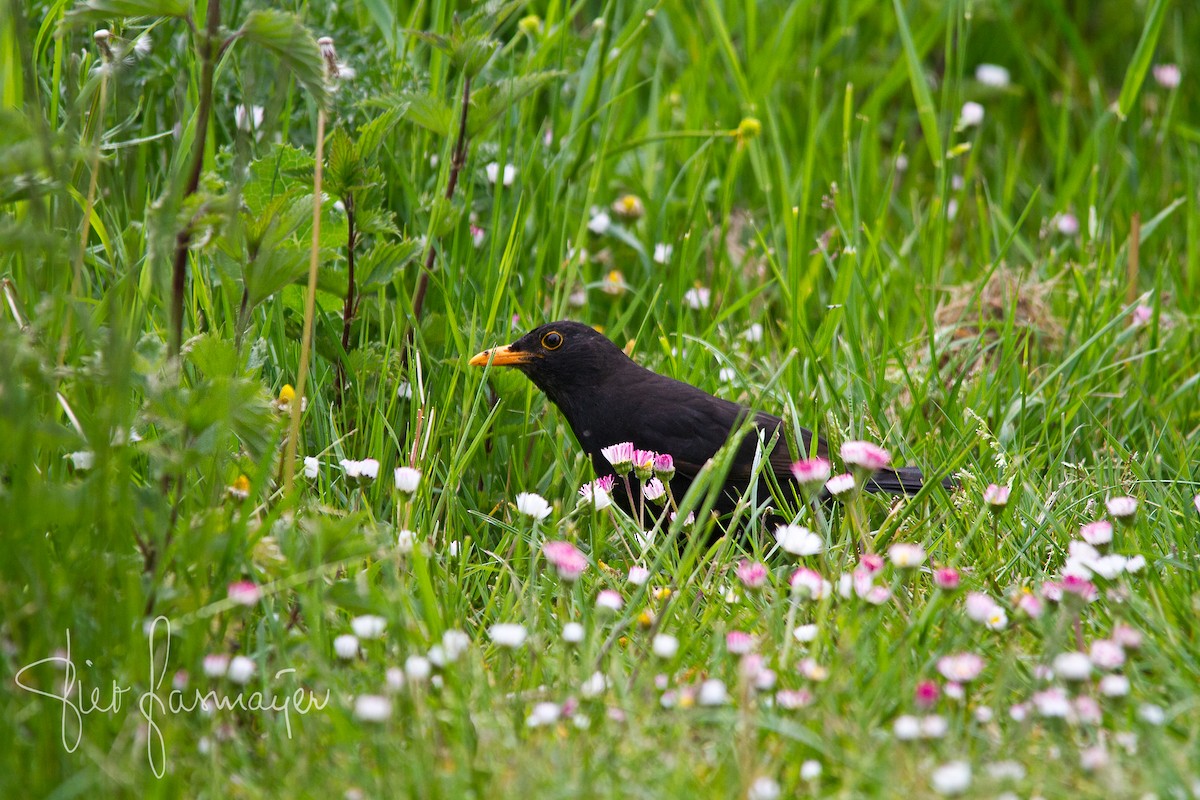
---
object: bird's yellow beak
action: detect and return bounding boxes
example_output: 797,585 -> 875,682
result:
469,344 -> 532,367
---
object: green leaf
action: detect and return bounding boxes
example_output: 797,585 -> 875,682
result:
360,0 -> 396,49
357,106 -> 405,157
245,243 -> 309,305
324,128 -> 364,200
468,71 -> 564,136
236,10 -> 329,109
451,35 -> 498,77
426,195 -> 464,239
893,0 -> 942,169
402,29 -> 452,55
358,239 -> 423,291
65,0 -> 189,24
475,0 -> 525,36
186,333 -> 238,378
395,92 -> 453,137
244,144 -> 314,212
1116,0 -> 1169,120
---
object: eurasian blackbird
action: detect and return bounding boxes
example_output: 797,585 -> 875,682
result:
470,320 -> 950,517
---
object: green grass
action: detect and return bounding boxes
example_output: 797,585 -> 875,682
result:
2,0 -> 1199,796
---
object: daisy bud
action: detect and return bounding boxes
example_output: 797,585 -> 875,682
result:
933,568 -> 960,590
735,560 -> 768,590
226,656 -> 255,685
515,492 -> 552,520
888,542 -> 926,569
333,634 -> 360,660
227,581 -> 261,606
936,652 -> 985,683
543,540 -> 588,582
1052,651 -> 1092,681
627,565 -> 651,585
775,524 -> 823,556
725,631 -> 753,655
595,590 -> 623,613
642,477 -> 666,503
825,473 -> 857,499
394,466 -> 421,493
653,453 -> 675,482
601,442 -> 635,476
958,101 -> 985,128
632,449 -> 656,482
790,458 -> 831,495
1080,520 -> 1113,546
652,634 -> 679,659
915,680 -> 940,708
983,483 -> 1010,511
840,440 -> 891,477
488,623 -> 527,649
1152,63 -> 1181,89
353,695 -> 392,723
1106,495 -> 1138,523
974,63 -> 1011,88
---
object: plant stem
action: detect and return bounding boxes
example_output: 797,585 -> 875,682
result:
282,107 -> 327,496
169,0 -> 221,359
59,63 -> 109,367
336,192 -> 356,407
404,75 -> 470,365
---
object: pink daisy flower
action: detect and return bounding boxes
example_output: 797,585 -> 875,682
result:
933,568 -> 960,590
735,560 -> 768,590
653,453 -> 675,481
840,440 -> 891,472
983,483 -> 1010,509
936,653 -> 985,683
825,473 -> 856,498
1080,520 -> 1113,546
790,458 -> 832,493
543,540 -> 588,581
725,631 -> 754,655
227,581 -> 261,606
601,442 -> 635,475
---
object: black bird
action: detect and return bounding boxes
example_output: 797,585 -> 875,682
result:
470,321 -> 949,517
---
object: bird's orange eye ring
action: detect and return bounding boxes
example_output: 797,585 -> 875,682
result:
541,331 -> 563,350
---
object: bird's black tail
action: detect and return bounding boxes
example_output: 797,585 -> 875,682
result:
866,466 -> 955,495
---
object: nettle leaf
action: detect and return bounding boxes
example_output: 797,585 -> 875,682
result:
244,144 -> 313,212
186,333 -> 238,378
357,106 -> 405,156
395,92 -> 453,137
451,35 -> 499,77
235,10 -> 329,108
426,195 -> 464,238
469,0 -> 524,36
354,204 -> 397,238
358,239 -> 423,291
245,243 -> 308,305
65,0 -> 189,23
324,129 -> 364,200
402,29 -> 452,55
469,71 -> 564,136
252,194 -> 310,251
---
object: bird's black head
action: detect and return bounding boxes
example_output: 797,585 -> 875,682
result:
469,320 -> 631,406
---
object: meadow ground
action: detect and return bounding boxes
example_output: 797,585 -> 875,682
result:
2,0 -> 1199,797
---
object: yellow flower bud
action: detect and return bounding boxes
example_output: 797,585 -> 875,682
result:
736,116 -> 762,141
518,15 -> 542,35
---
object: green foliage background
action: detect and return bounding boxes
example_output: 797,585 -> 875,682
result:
1,0 -> 1198,796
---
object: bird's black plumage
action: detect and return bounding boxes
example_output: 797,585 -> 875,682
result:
470,321 -> 948,517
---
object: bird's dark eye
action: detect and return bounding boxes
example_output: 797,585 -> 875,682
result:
541,331 -> 563,350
